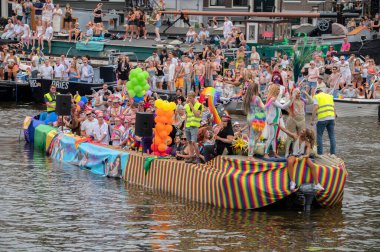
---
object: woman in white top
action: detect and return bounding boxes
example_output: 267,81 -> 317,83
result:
280,125 -> 324,191
44,22 -> 54,54
21,22 -> 31,49
42,1 -> 54,27
52,4 -> 63,33
33,19 -> 44,49
1,19 -> 15,39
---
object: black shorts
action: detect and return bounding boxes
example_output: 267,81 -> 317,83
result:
64,16 -> 73,22
139,21 -> 145,28
94,17 -> 102,24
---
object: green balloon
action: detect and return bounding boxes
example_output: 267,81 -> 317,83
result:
137,73 -> 145,82
144,84 -> 150,91
143,71 -> 149,79
128,90 -> 136,97
134,85 -> 142,93
130,78 -> 138,86
135,67 -> 142,74
126,81 -> 133,90
137,91 -> 144,97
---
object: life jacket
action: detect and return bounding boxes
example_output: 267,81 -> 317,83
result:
184,102 -> 203,128
315,92 -> 335,120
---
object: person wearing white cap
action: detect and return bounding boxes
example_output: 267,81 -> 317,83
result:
306,60 -> 319,95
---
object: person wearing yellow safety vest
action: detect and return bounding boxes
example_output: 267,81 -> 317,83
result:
311,88 -> 336,157
44,84 -> 59,113
184,91 -> 203,164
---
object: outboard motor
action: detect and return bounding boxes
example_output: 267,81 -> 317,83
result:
298,183 -> 317,212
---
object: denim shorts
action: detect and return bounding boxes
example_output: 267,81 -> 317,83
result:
307,81 -> 317,88
185,126 -> 198,142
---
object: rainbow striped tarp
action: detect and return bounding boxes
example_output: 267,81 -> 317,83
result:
27,117 -> 347,210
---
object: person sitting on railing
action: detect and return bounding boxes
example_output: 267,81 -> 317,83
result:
13,20 -> 24,41
185,27 -> 197,44
279,125 -> 324,191
199,26 -> 210,45
80,22 -> 94,45
342,82 -> 359,98
44,22 -> 54,54
1,19 -> 15,40
68,23 -> 81,43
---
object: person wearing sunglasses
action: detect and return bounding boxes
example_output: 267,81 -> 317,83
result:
80,110 -> 98,138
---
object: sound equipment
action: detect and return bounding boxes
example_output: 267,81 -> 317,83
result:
99,66 -> 116,83
135,112 -> 154,137
56,94 -> 72,116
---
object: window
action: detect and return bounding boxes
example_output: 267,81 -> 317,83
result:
233,0 -> 248,6
210,0 -> 226,6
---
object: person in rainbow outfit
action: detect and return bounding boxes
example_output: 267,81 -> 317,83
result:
243,82 -> 266,161
264,84 -> 293,159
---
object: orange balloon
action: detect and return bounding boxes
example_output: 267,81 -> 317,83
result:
164,124 -> 172,133
154,116 -> 161,124
165,137 -> 172,145
154,136 -> 162,145
158,143 -> 167,152
159,130 -> 168,139
156,122 -> 165,132
156,108 -> 165,116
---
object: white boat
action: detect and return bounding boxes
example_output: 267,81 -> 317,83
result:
334,98 -> 380,118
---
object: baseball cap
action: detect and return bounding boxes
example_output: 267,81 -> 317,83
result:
340,56 -> 345,60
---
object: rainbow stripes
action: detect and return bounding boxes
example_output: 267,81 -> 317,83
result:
200,87 -> 221,124
123,153 -> 347,210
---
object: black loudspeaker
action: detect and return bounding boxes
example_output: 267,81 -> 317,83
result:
135,112 -> 154,137
56,94 -> 72,116
99,66 -> 116,83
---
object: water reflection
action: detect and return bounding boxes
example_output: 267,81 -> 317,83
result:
0,104 -> 379,251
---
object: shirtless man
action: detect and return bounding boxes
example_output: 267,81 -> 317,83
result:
193,58 -> 205,96
182,56 -> 193,95
174,59 -> 185,92
210,56 -> 221,85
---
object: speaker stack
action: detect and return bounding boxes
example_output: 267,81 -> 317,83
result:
56,94 -> 72,116
135,112 -> 154,137
99,66 -> 117,83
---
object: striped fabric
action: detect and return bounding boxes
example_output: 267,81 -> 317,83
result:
123,153 -> 347,210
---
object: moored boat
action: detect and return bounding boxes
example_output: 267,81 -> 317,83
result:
29,78 -> 117,103
24,113 -> 348,211
334,98 -> 380,118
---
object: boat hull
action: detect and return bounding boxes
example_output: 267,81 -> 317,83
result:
334,98 -> 380,118
0,80 -> 32,102
29,78 -> 117,103
25,114 -> 348,210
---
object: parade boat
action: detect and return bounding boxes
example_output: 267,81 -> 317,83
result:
23,114 -> 348,212
28,78 -> 116,103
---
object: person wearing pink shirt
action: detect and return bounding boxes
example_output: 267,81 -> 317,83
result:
306,61 -> 319,95
341,37 -> 351,52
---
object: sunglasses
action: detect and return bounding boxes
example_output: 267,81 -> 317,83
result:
222,120 -> 229,122
86,114 -> 93,117
181,138 -> 187,140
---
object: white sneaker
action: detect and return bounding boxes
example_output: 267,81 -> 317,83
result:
314,183 -> 325,191
330,154 -> 337,159
290,181 -> 296,191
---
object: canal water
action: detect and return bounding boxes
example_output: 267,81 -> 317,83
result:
0,103 -> 379,251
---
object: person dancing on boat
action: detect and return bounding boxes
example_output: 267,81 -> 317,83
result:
264,84 -> 293,159
279,125 -> 324,191
243,82 -> 265,161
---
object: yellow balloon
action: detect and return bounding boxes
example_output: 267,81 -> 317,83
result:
169,102 -> 176,111
74,95 -> 81,103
